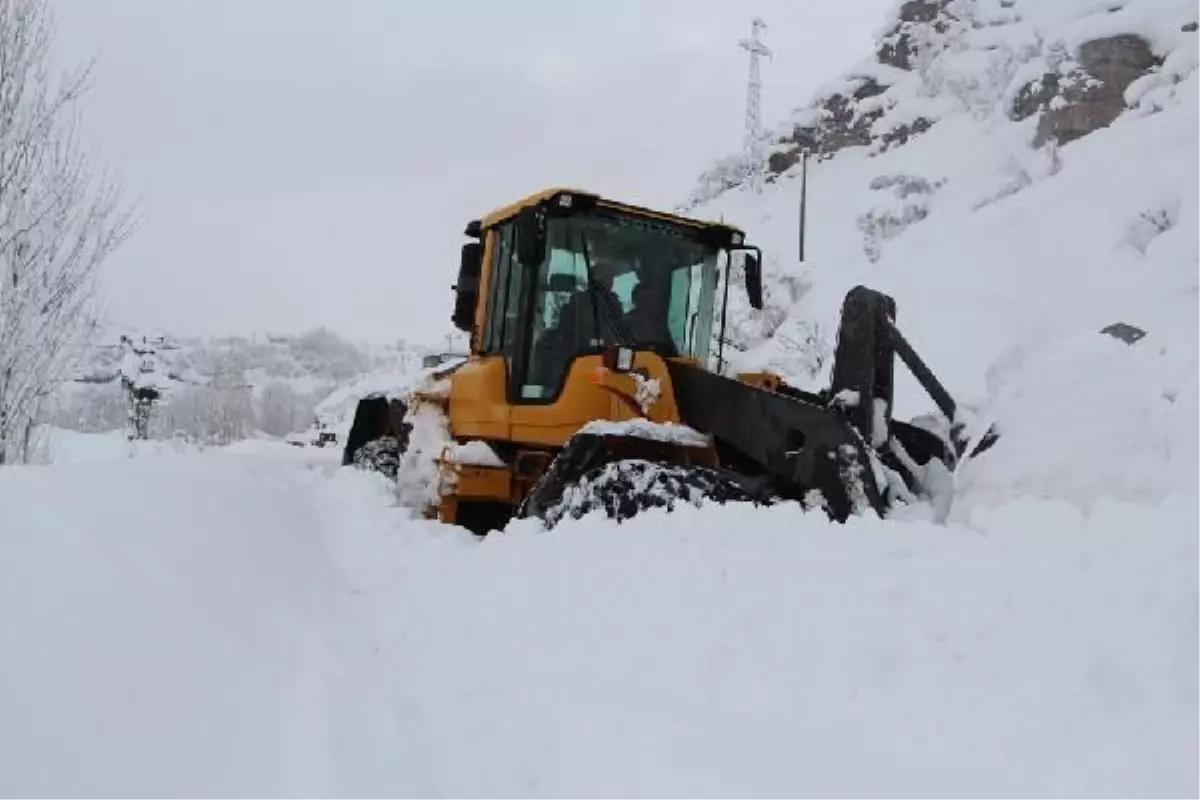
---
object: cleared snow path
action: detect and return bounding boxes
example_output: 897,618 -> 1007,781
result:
0,450 -> 427,797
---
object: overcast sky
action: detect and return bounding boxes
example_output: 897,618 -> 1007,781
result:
52,0 -> 893,344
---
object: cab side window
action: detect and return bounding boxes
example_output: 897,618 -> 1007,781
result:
482,222 -> 522,356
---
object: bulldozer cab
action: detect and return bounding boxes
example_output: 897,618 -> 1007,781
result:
453,188 -> 762,403
516,210 -> 721,401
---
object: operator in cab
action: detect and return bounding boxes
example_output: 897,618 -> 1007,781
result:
623,278 -> 677,355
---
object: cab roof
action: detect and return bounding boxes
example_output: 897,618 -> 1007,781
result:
475,187 -> 744,236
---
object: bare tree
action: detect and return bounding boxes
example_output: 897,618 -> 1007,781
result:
206,358 -> 255,445
0,0 -> 134,463
153,356 -> 255,447
258,380 -> 310,438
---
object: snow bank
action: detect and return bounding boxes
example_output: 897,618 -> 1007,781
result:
314,356 -> 466,443
0,454 -> 417,797
312,366 -> 415,436
32,426 -> 337,467
36,426 -> 198,464
954,327 -> 1199,514
319,468 -> 1198,798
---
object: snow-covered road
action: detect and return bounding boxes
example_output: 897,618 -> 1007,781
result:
0,437 -> 1194,797
0,448 -> 415,796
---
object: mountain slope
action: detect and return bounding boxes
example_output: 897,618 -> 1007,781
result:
688,0 -> 1197,520
696,0 -> 1200,410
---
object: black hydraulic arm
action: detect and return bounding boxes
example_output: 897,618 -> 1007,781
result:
886,319 -> 957,422
666,360 -> 885,519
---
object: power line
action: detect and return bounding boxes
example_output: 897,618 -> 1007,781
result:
739,17 -> 771,193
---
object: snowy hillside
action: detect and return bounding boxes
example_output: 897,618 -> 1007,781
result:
687,0 -> 1198,518
694,0 -> 1196,382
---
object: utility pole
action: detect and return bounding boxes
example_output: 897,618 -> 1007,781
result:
119,335 -> 161,441
739,17 -> 771,194
799,149 -> 809,262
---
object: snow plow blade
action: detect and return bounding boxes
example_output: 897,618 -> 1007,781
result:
342,394 -> 409,474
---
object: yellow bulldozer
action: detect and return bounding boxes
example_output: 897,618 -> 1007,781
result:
343,187 -> 995,534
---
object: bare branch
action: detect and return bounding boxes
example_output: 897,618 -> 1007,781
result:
0,0 -> 134,463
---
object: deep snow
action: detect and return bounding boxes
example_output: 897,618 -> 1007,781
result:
328,478 -> 1197,798
0,440 -> 1195,797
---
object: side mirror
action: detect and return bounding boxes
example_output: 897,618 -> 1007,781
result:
451,241 -> 483,333
515,207 -> 546,266
743,252 -> 764,311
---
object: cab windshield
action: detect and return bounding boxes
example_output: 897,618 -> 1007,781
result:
521,210 -> 719,401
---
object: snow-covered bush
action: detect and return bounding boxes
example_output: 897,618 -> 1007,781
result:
152,358 -> 255,446
856,172 -> 943,262
46,383 -> 128,433
1122,203 -> 1179,254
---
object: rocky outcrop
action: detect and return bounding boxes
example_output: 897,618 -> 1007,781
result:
878,116 -> 934,149
1011,34 -> 1162,146
876,0 -> 956,70
718,1 -> 966,186
765,89 -> 882,174
758,2 -> 966,180
763,75 -> 931,177
691,0 -> 1181,204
